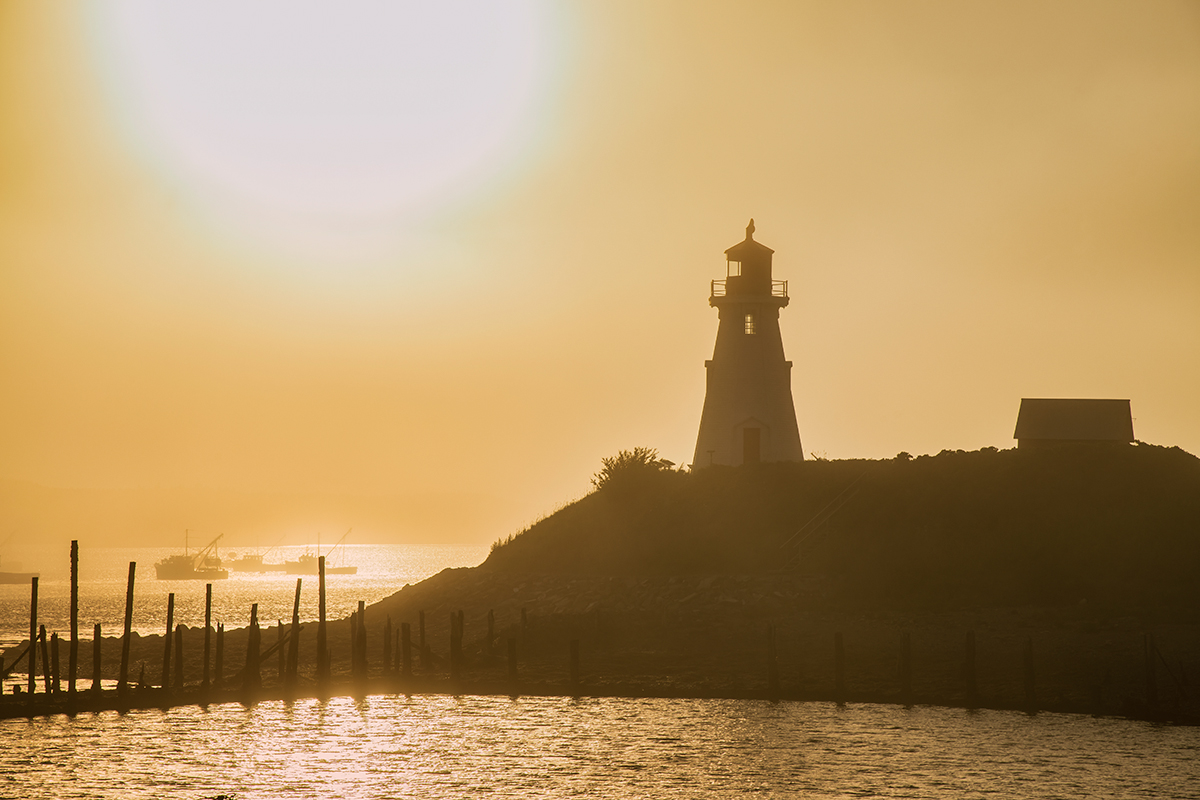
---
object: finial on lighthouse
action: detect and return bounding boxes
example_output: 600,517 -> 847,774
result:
746,218 -> 755,239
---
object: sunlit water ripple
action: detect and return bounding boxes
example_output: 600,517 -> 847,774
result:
3,697 -> 1198,799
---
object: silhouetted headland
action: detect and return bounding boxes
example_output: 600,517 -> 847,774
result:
4,442 -> 1198,722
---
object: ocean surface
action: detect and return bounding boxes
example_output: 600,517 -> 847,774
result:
4,696 -> 1199,799
5,544 -> 1200,799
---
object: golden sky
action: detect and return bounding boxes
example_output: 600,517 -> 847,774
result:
2,1 -> 1198,547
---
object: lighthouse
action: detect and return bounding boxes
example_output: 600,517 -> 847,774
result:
692,220 -> 804,467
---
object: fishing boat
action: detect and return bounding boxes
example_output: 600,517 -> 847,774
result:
285,529 -> 358,575
155,532 -> 229,580
226,552 -> 288,573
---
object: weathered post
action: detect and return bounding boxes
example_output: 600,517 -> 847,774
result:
965,630 -> 978,708
834,631 -> 845,705
215,623 -> 225,688
245,603 -> 261,693
569,639 -> 580,692
1023,636 -> 1036,713
900,631 -> 913,707
401,622 -> 412,679
357,600 -> 367,679
69,540 -> 79,696
383,616 -> 393,677
51,632 -> 61,694
1144,633 -> 1158,707
507,637 -> 518,686
450,610 -> 461,680
287,579 -> 301,686
487,609 -> 495,656
92,623 -> 102,696
521,607 -> 528,637
767,626 -> 780,699
317,557 -> 328,685
162,593 -> 175,690
349,612 -> 358,676
28,576 -> 38,698
277,621 -> 286,681
118,562 -> 136,696
419,610 -> 428,670
39,625 -> 51,693
202,583 -> 213,690
174,624 -> 184,691
393,629 -> 400,674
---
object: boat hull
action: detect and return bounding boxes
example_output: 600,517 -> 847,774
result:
155,564 -> 229,581
284,560 -> 357,575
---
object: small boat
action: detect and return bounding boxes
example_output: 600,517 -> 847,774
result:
285,529 -> 358,575
155,532 -> 229,580
226,553 -> 288,573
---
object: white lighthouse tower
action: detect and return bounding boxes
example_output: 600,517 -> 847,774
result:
692,220 -> 804,467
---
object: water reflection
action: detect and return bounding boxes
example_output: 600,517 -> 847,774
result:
2,697 -> 1198,799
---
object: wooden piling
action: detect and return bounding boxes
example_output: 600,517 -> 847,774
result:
215,623 -> 225,688
767,626 -> 779,699
69,540 -> 79,695
277,622 -> 286,681
118,562 -> 135,696
487,609 -> 495,656
28,576 -> 37,697
92,623 -> 102,696
162,593 -> 175,689
173,624 -> 184,691
965,630 -> 978,708
834,631 -> 845,705
569,639 -> 580,691
418,610 -> 428,670
521,607 -> 528,636
383,616 -> 392,676
51,632 -> 61,694
287,579 -> 301,686
1023,636 -> 1036,712
401,622 -> 412,679
900,631 -> 913,707
245,603 -> 261,692
1144,633 -> 1158,707
39,626 -> 51,693
393,629 -> 400,674
202,583 -> 213,690
357,600 -> 367,679
507,637 -> 518,685
349,612 -> 358,676
450,610 -> 461,680
317,557 -> 328,685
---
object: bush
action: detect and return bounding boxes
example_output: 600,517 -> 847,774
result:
591,447 -> 675,491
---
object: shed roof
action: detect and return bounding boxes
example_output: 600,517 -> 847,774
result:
1013,398 -> 1134,442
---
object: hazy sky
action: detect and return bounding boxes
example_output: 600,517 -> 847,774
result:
2,1 -> 1198,548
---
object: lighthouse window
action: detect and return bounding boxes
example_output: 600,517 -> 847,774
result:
744,314 -> 756,335
727,260 -> 741,277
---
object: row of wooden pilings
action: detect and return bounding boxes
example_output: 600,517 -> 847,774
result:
1,541 -> 339,703
2,541 -> 580,709
765,624 -> 1175,712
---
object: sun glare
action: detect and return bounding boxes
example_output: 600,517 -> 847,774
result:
88,1 -> 562,263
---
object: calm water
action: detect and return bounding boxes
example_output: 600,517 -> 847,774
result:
3,696 -> 1198,799
5,546 -> 1200,798
0,544 -> 489,653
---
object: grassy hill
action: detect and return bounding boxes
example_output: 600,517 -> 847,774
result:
482,443 -> 1200,611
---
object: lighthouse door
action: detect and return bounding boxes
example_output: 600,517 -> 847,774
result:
742,428 -> 761,464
